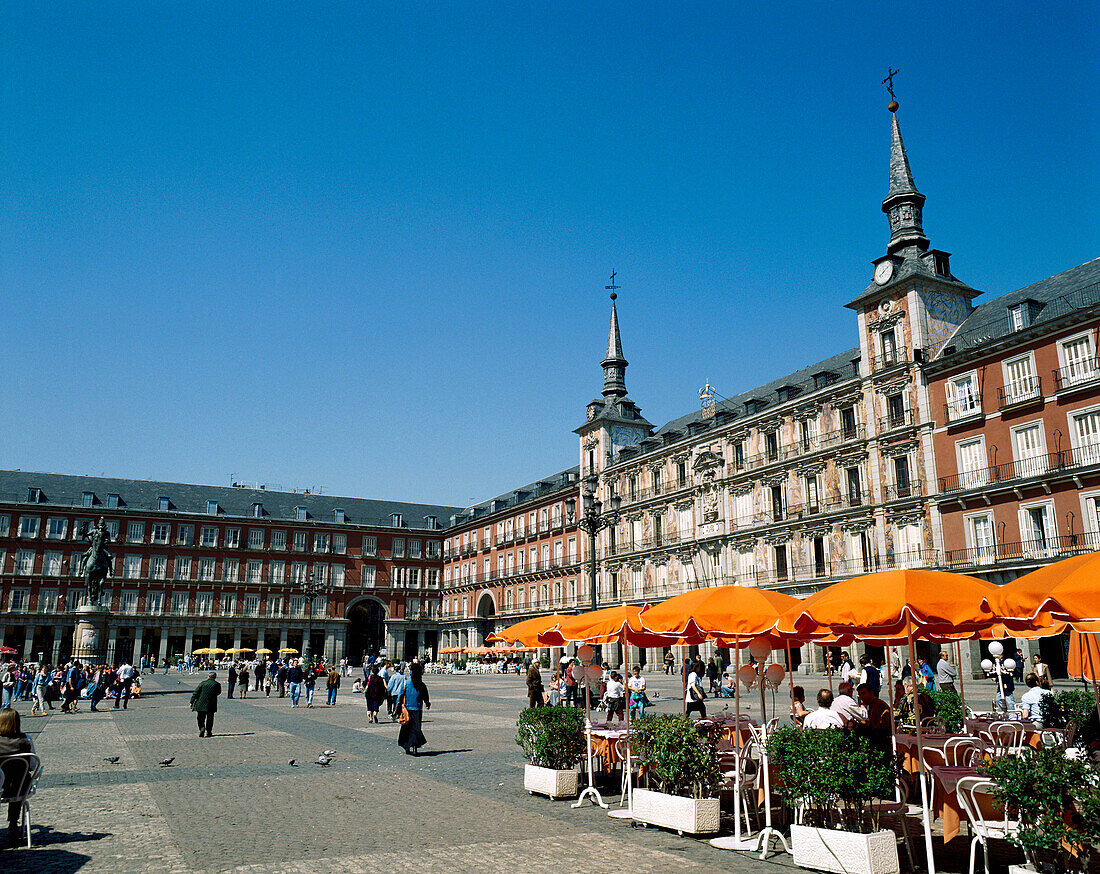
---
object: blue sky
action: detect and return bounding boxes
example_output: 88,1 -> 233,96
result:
3,2 -> 1096,507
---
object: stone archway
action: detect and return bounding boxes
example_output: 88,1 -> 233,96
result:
475,592 -> 497,645
345,598 -> 387,665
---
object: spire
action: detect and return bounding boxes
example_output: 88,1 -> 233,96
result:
601,277 -> 628,400
881,102 -> 930,255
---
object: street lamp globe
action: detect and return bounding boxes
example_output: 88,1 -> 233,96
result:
988,641 -> 1004,658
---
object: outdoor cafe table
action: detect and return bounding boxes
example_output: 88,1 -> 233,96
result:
586,724 -> 628,772
706,714 -> 756,748
894,732 -> 959,773
965,718 -> 1060,749
928,764 -> 982,843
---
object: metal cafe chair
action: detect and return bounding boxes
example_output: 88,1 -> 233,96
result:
0,753 -> 43,849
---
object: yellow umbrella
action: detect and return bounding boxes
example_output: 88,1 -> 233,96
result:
193,647 -> 225,655
278,647 -> 299,654
255,648 -> 273,655
225,647 -> 253,654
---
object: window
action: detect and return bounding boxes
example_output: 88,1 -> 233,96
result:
733,440 -> 746,470
151,523 -> 170,544
223,559 -> 240,583
220,593 -> 236,615
195,592 -> 213,615
251,502 -> 263,518
361,565 -> 376,587
104,520 -> 119,539
893,456 -> 912,497
120,590 -> 138,614
408,538 -> 420,559
270,561 -> 285,586
554,541 -> 563,566
243,595 -> 260,617
107,493 -> 120,508
44,551 -> 63,576
295,506 -> 307,521
957,438 -> 988,488
198,558 -> 216,581
46,517 -> 67,540
66,589 -> 85,611
803,476 -> 820,514
880,329 -> 898,365
765,430 -> 779,462
1059,333 -> 1098,387
332,565 -> 345,587
123,554 -> 142,579
312,563 -> 330,585
9,589 -> 29,611
952,371 -> 984,418
332,533 -> 346,555
292,531 -> 307,552
15,549 -> 35,574
18,516 -> 40,538
567,536 -> 577,563
334,508 -> 345,524
174,556 -> 192,580
1012,423 -> 1047,477
177,524 -> 194,545
1010,303 -> 1028,330
773,545 -> 788,582
846,467 -> 862,505
171,591 -> 189,614
1003,354 -> 1039,404
146,591 -> 163,614
1020,502 -> 1055,556
313,533 -> 330,553
225,527 -> 241,549
206,500 -> 218,515
393,538 -> 405,558
362,536 -> 377,557
677,460 -> 688,486
311,594 -> 327,616
290,595 -> 305,617
885,393 -> 906,428
425,568 -> 438,587
127,521 -> 145,543
840,406 -> 857,439
159,497 -> 170,511
1071,408 -> 1100,465
39,587 -> 58,613
150,555 -> 167,579
426,540 -> 440,559
0,516 -> 8,538
200,526 -> 218,548
82,492 -> 95,508
246,560 -> 263,583
812,536 -> 827,577
770,485 -> 785,521
268,594 -> 284,616
291,562 -> 307,584
965,513 -> 996,564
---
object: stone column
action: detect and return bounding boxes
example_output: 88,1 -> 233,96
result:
208,629 -> 218,650
233,627 -> 242,651
279,628 -> 288,651
257,628 -> 266,654
133,625 -> 144,663
51,625 -> 63,664
158,632 -> 169,664
106,624 -> 118,663
22,626 -> 35,661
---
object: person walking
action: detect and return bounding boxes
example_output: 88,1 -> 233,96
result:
627,665 -> 647,718
936,651 -> 959,695
396,662 -> 431,755
30,665 -> 50,716
685,659 -> 707,719
365,666 -> 386,722
663,650 -> 674,674
190,671 -> 221,738
304,665 -> 317,707
114,660 -> 135,709
254,659 -> 266,693
705,657 -> 719,694
226,663 -> 237,700
1031,654 -> 1052,690
0,664 -> 14,711
386,667 -> 404,720
238,664 -> 249,698
563,662 -> 577,708
919,657 -> 936,692
62,661 -> 85,713
286,660 -> 303,707
525,661 -> 544,708
326,668 -> 340,705
277,661 -> 288,698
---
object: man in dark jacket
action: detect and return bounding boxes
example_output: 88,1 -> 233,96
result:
525,662 -> 544,708
190,672 -> 221,737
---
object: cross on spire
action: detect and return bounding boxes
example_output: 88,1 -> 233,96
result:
605,269 -> 620,301
883,67 -> 900,102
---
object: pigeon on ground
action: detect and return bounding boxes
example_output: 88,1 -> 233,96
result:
288,759 -> 297,767
104,756 -> 121,764
321,749 -> 336,757
158,757 -> 175,767
316,755 -> 331,767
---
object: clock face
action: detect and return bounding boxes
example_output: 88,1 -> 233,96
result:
874,261 -> 894,285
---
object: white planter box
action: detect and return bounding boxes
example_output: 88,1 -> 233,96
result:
1007,866 -> 1037,874
791,824 -> 900,874
631,787 -> 721,835
523,764 -> 579,800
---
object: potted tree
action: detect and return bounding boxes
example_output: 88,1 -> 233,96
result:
982,744 -> 1100,874
768,726 -> 901,874
515,705 -> 586,799
629,714 -> 721,835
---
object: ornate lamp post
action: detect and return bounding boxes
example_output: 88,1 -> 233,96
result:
302,570 -> 331,665
566,476 -> 621,613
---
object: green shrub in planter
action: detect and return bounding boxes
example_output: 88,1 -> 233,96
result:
929,688 -> 964,733
982,744 -> 1100,873
1037,692 -> 1065,729
1054,690 -> 1100,746
515,706 -> 586,770
630,714 -> 720,799
768,726 -> 897,833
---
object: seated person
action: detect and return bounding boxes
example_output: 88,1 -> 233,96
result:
1019,673 -> 1053,724
856,683 -> 894,754
896,677 -> 935,726
790,685 -> 810,726
718,673 -> 736,697
0,709 -> 35,849
831,681 -> 864,725
803,689 -> 846,729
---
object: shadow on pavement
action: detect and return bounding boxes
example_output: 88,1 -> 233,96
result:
415,749 -> 472,757
3,848 -> 93,873
208,732 -> 255,737
31,826 -> 111,847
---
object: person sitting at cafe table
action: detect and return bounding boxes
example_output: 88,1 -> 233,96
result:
896,677 -> 935,726
790,685 -> 810,726
831,681 -> 864,725
1020,673 -> 1053,723
804,689 -> 846,729
855,683 -> 894,754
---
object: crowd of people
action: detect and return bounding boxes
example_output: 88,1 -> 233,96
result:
523,658 -> 653,720
1,658 -> 142,715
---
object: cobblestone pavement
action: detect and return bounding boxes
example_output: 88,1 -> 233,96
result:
4,669 -> 1013,873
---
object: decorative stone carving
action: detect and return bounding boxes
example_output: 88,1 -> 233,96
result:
840,517 -> 875,532
583,434 -> 599,450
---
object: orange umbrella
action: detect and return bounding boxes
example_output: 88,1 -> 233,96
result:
639,585 -> 799,639
983,551 -> 1100,627
537,604 -> 687,648
486,613 -> 574,647
1067,630 -> 1100,682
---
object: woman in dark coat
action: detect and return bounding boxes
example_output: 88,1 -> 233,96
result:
364,667 -> 386,723
397,662 -> 431,755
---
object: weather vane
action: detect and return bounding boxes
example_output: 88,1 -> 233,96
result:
605,269 -> 620,301
883,67 -> 900,103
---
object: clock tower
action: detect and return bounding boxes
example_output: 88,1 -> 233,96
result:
575,291 -> 652,482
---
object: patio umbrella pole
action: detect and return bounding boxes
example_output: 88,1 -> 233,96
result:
883,645 -> 901,804
954,640 -> 967,717
1087,632 -> 1100,725
608,630 -> 634,820
573,661 -> 608,809
710,635 -> 759,851
907,620 -> 936,874
754,655 -> 790,860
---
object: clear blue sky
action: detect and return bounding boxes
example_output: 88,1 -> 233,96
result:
3,2 -> 1096,507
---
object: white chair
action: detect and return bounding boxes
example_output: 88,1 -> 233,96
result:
919,746 -> 948,809
719,744 -> 760,834
956,776 -> 1021,874
614,737 -> 639,807
945,736 -> 985,767
0,753 -> 43,849
989,722 -> 1026,758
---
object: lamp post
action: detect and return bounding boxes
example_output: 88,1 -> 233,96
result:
980,640 -> 1017,714
566,476 -> 621,613
302,570 -> 330,666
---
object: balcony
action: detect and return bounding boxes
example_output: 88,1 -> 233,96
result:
944,399 -> 983,426
883,480 -> 923,502
943,532 -> 1100,570
870,347 -> 911,373
939,444 -> 1100,493
998,376 -> 1043,411
1053,359 -> 1100,394
877,407 -> 916,433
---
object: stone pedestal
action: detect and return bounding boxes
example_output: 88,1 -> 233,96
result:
72,605 -> 110,664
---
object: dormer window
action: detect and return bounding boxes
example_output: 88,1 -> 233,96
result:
295,506 -> 307,521
334,509 -> 345,524
82,491 -> 95,508
776,385 -> 801,403
934,252 -> 950,276
425,515 -> 437,529
252,502 -> 263,518
27,488 -> 42,503
107,493 -> 120,508
158,497 -> 170,511
391,513 -> 404,528
206,500 -> 219,515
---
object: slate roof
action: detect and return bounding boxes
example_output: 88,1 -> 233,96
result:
941,258 -> 1100,354
0,470 -> 461,531
652,347 -> 862,438
448,466 -> 582,528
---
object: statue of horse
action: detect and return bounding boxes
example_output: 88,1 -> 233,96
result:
78,518 -> 113,608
